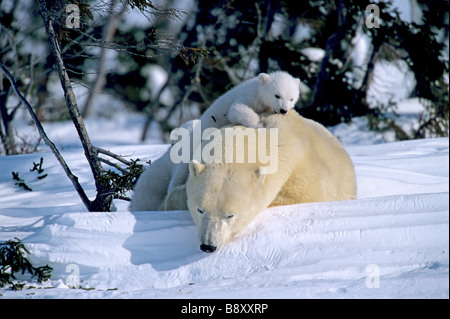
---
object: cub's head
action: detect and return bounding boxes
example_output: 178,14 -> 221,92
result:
186,160 -> 267,253
257,71 -> 300,115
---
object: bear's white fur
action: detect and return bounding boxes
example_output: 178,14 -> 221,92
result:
185,110 -> 356,252
201,71 -> 300,129
167,71 -> 301,194
129,149 -> 177,211
130,110 -> 356,241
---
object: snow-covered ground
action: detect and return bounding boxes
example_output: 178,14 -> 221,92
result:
0,110 -> 448,299
1,0 -> 447,302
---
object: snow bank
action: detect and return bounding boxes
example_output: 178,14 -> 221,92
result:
0,138 -> 448,298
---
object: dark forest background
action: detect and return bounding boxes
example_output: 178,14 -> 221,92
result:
1,0 -> 449,156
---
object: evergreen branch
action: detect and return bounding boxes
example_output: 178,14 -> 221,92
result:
0,238 -> 53,289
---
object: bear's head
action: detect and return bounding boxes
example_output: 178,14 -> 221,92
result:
257,71 -> 300,115
186,160 -> 267,253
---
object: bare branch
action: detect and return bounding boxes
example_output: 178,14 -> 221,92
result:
98,157 -> 129,174
159,55 -> 208,130
95,147 -> 133,166
0,62 -> 92,211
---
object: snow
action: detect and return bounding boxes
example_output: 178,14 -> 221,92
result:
366,59 -> 417,107
0,109 -> 448,299
300,48 -> 325,62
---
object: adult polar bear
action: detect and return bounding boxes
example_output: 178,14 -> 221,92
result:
130,71 -> 301,211
185,110 -> 356,252
131,110 -> 356,253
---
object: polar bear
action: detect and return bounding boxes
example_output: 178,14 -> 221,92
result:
167,71 -> 301,194
129,148 -> 176,211
201,71 -> 300,129
184,110 -> 356,252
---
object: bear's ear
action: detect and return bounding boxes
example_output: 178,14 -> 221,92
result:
296,78 -> 301,87
255,167 -> 267,185
189,160 -> 205,177
258,73 -> 270,84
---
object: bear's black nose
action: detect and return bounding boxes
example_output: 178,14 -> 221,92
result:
200,244 -> 217,253
280,109 -> 287,114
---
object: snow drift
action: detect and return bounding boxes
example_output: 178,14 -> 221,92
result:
0,137 -> 448,298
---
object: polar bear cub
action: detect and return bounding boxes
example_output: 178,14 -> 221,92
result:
201,71 -> 300,129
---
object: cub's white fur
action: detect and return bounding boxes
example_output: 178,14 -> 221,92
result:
201,71 -> 300,129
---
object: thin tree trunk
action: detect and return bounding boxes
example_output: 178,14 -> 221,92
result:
38,0 -> 111,211
310,0 -> 347,109
82,0 -> 125,118
140,80 -> 169,141
0,88 -> 17,155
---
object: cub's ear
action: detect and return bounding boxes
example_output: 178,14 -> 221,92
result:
255,167 -> 267,185
189,160 -> 205,177
296,78 -> 301,87
258,73 -> 270,84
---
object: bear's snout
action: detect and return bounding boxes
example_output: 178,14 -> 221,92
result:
200,244 -> 217,253
280,108 -> 287,114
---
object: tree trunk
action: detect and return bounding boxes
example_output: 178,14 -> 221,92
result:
310,0 -> 348,110
82,0 -> 125,118
304,0 -> 371,125
38,0 -> 112,211
0,87 -> 17,155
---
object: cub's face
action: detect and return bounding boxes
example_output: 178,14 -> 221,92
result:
186,161 -> 266,253
258,72 -> 300,115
